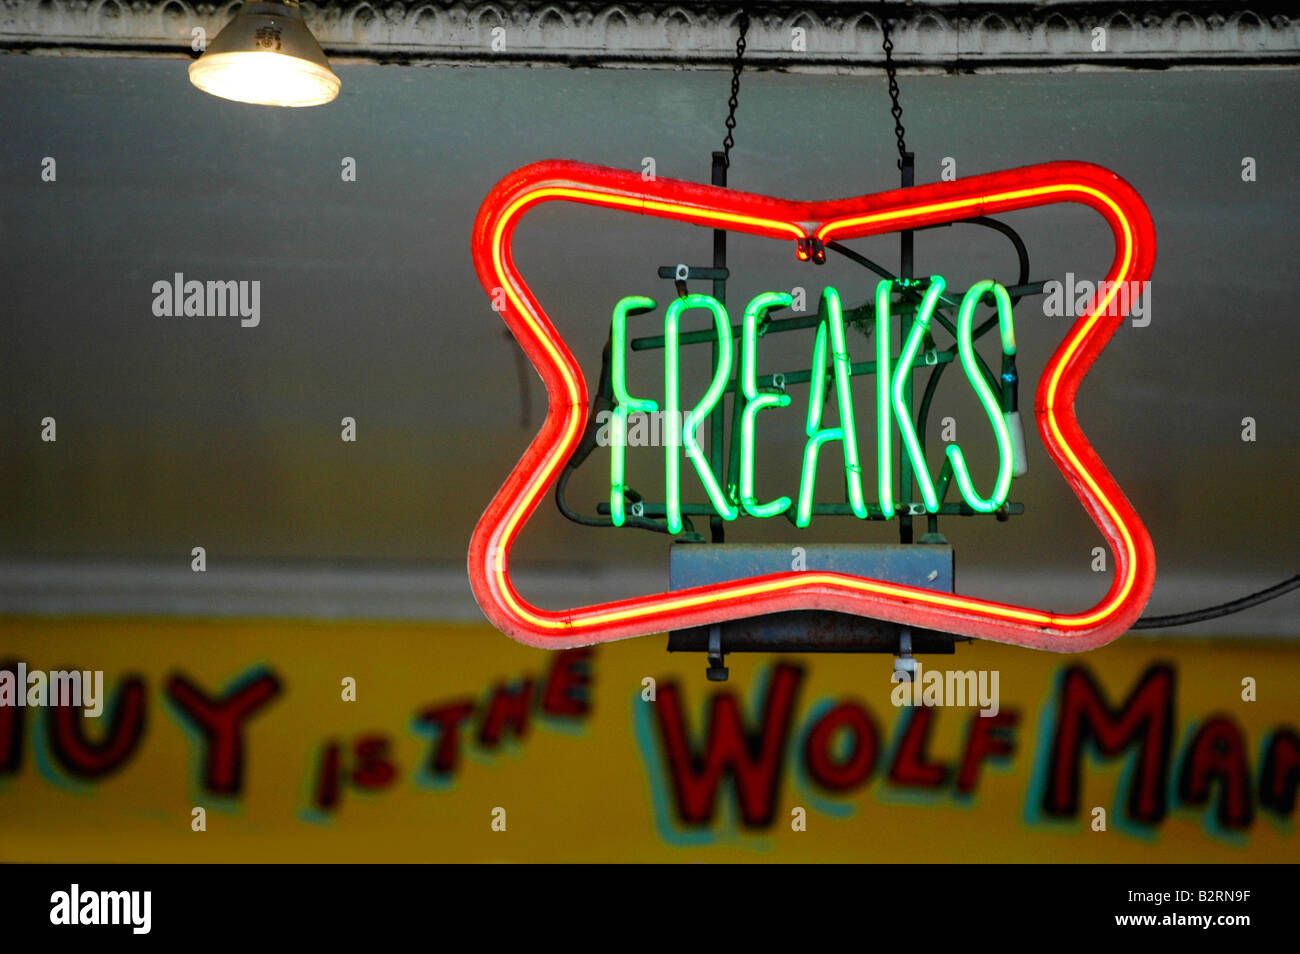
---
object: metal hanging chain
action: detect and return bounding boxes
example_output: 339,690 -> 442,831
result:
720,8 -> 751,168
880,15 -> 908,168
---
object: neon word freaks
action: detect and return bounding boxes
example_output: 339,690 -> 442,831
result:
609,276 -> 1022,533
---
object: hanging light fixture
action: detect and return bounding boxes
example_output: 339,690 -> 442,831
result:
189,1 -> 340,108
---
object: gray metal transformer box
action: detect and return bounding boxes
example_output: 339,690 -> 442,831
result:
667,542 -> 963,656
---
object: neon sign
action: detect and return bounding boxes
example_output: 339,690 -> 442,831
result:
468,160 -> 1157,652
608,277 -> 1019,529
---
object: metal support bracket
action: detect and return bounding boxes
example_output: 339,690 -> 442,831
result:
706,625 -> 729,681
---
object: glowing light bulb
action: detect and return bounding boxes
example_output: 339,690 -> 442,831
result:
189,2 -> 340,108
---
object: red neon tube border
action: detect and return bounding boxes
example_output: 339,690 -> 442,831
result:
468,160 -> 1157,652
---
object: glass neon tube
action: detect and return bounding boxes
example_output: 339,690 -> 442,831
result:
796,287 -> 869,527
664,294 -> 739,534
608,295 -> 660,527
888,276 -> 947,513
947,280 -> 1016,512
739,292 -> 794,518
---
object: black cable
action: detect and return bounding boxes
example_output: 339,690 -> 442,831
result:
553,465 -> 673,535
825,239 -> 902,287
1133,574 -> 1300,629
958,216 -> 1030,312
503,329 -> 532,428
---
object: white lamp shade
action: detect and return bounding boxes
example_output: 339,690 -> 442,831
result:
189,2 -> 340,108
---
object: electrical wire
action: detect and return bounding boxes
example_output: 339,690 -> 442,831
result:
1133,574 -> 1300,629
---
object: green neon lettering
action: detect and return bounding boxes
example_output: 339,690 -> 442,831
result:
891,277 -> 947,513
740,292 -> 794,518
609,296 -> 659,527
947,280 -> 1016,512
608,276 -> 1018,530
875,279 -> 895,519
796,287 -> 868,528
665,294 -> 739,534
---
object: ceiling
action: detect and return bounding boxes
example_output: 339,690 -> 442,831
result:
4,1 -> 1296,69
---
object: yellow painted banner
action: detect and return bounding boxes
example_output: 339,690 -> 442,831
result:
0,617 -> 1296,862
